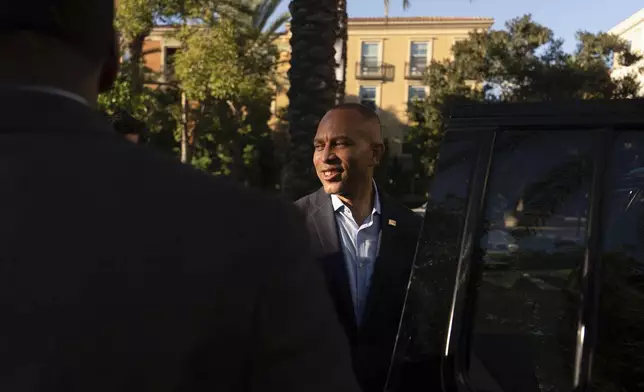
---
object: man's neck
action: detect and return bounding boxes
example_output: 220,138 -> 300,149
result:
0,35 -> 99,105
338,181 -> 375,225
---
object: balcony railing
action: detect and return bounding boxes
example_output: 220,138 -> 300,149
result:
356,62 -> 395,80
405,62 -> 427,80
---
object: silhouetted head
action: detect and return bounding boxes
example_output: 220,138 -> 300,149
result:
313,103 -> 385,198
0,1 -> 118,104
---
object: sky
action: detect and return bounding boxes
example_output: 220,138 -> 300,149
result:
274,0 -> 642,52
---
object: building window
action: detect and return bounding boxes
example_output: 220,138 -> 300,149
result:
408,86 -> 427,102
165,47 -> 179,80
361,42 -> 381,76
359,86 -> 377,111
409,41 -> 428,75
406,86 -> 426,154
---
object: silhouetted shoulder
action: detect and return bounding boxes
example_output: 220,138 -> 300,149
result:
91,136 -> 308,268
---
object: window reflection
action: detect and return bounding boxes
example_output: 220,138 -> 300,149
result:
593,132 -> 644,391
387,130 -> 478,392
469,131 -> 592,392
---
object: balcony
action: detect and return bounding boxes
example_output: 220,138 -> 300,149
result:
405,62 -> 427,80
356,62 -> 395,81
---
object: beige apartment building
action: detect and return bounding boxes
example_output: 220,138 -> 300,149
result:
140,17 -> 494,156
274,16 -> 494,156
609,8 -> 644,95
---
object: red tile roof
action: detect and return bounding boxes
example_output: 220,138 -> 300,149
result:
348,16 -> 494,23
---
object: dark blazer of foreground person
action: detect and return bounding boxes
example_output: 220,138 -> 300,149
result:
296,187 -> 422,392
0,91 -> 360,392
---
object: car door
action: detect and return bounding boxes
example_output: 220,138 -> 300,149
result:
385,100 -> 644,392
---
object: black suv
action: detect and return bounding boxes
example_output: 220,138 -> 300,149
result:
386,99 -> 644,392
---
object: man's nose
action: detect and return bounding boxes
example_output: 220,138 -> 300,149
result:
321,145 -> 336,162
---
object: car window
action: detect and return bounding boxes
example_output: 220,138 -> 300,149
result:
592,131 -> 644,391
391,128 -> 644,392
468,131 -> 592,392
386,130 -> 479,392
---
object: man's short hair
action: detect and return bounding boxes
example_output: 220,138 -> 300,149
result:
330,102 -> 383,141
0,1 -> 116,63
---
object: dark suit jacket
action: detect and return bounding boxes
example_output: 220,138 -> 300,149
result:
0,90 -> 360,392
295,188 -> 422,392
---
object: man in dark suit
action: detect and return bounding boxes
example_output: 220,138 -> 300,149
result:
0,2 -> 360,391
296,104 -> 422,392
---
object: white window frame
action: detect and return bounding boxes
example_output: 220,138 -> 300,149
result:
360,40 -> 384,66
358,39 -> 385,78
408,41 -> 430,65
357,85 -> 381,111
406,39 -> 432,78
405,84 -> 430,103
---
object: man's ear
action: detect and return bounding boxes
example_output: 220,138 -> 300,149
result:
372,142 -> 385,165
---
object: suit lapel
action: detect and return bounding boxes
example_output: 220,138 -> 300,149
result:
309,189 -> 357,330
361,193 -> 400,327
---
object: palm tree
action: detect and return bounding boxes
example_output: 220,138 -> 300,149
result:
237,0 -> 290,41
335,0 -> 348,104
284,0 -> 411,198
284,0 -> 339,199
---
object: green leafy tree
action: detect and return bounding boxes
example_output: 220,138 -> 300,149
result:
407,14 -> 643,181
97,59 -> 151,118
99,0 -> 178,122
171,0 -> 288,189
100,0 -> 285,191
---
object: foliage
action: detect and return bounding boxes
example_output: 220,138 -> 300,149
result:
97,60 -> 151,117
170,0 -> 287,188
98,0 -> 287,191
407,14 -> 643,180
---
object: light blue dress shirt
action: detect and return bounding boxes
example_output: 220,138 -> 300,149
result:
331,184 -> 381,325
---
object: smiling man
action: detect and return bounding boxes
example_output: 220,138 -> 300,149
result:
295,103 -> 422,392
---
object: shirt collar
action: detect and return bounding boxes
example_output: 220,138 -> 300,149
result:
12,86 -> 90,107
331,180 -> 381,215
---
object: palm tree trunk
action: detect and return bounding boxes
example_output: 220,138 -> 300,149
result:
283,0 -> 339,199
335,0 -> 348,104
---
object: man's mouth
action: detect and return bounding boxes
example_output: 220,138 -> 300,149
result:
321,169 -> 342,181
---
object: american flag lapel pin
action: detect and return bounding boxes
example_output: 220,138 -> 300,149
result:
388,219 -> 397,227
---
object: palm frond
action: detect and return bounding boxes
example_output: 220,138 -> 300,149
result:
384,0 -> 411,18
252,0 -> 286,31
263,12 -> 290,36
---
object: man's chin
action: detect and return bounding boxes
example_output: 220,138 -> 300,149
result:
322,182 -> 343,195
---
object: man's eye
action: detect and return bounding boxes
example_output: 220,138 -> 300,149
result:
314,145 -> 324,151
